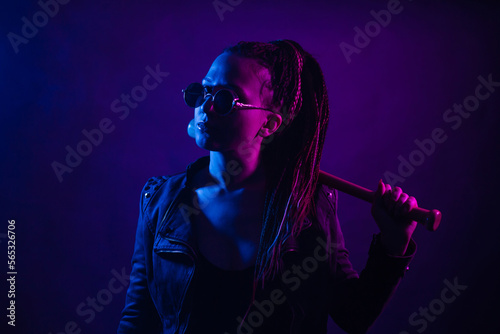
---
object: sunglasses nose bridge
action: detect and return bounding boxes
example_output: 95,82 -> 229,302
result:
199,91 -> 229,115
197,93 -> 217,115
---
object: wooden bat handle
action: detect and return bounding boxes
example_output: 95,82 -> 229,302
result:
318,170 -> 441,231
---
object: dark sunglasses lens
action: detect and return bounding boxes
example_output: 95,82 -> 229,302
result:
184,83 -> 205,108
213,89 -> 234,115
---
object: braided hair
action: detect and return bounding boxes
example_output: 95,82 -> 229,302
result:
223,40 -> 330,284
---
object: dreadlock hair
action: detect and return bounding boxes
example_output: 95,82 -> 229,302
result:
223,40 -> 330,285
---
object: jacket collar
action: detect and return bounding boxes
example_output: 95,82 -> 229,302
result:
154,156 -> 210,255
184,155 -> 210,188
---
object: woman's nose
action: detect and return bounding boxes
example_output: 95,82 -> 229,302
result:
200,95 -> 214,114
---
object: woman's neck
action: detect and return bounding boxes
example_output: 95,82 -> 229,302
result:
208,151 -> 267,192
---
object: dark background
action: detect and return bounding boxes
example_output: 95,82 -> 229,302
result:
1,0 -> 500,333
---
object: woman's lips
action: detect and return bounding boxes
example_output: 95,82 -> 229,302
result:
197,117 -> 222,133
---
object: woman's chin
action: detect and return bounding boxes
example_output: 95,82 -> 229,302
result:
195,134 -> 222,152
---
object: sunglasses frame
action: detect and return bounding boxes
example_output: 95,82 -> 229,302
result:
182,82 -> 275,116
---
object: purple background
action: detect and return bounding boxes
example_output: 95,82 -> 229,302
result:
2,0 -> 500,333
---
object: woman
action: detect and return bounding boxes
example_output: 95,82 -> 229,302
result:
118,40 -> 417,334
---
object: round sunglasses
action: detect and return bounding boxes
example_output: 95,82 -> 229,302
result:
182,82 -> 275,116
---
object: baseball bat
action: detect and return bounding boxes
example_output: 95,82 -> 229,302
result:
318,170 -> 441,231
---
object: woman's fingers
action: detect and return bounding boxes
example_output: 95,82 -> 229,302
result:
379,184 -> 419,220
394,193 -> 409,218
383,185 -> 401,214
374,181 -> 419,223
374,179 -> 385,200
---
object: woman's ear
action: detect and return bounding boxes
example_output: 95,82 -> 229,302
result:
259,112 -> 282,137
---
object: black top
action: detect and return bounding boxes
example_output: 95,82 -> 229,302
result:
185,250 -> 255,334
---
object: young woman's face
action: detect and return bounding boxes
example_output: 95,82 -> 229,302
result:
194,52 -> 277,154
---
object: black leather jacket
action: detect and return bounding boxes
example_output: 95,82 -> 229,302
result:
118,156 -> 416,334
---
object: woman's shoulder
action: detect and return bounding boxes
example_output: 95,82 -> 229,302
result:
138,156 -> 210,211
314,182 -> 338,215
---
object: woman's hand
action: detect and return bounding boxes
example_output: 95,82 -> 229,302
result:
371,180 -> 418,256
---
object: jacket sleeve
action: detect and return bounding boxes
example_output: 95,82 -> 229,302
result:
117,181 -> 162,333
325,187 -> 416,334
